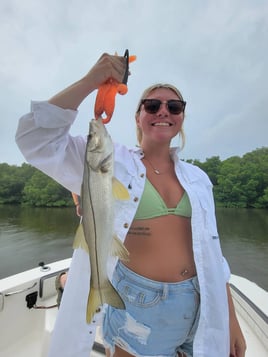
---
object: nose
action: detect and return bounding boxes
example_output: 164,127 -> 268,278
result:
157,102 -> 169,117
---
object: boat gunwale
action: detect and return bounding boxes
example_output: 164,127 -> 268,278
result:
230,283 -> 268,324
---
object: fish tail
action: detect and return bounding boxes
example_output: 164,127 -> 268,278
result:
102,280 -> 125,310
86,281 -> 125,323
86,288 -> 102,323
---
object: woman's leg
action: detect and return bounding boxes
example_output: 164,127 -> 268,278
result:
106,346 -> 135,357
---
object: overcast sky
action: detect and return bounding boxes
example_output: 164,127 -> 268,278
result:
1,0 -> 267,165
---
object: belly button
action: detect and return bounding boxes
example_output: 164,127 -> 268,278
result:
180,269 -> 189,276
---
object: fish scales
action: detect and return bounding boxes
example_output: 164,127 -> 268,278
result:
73,117 -> 129,323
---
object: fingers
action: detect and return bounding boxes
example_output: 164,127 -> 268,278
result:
230,339 -> 246,357
86,52 -> 132,92
96,53 -> 127,84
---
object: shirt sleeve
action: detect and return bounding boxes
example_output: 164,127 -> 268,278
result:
15,101 -> 86,194
222,256 -> 231,282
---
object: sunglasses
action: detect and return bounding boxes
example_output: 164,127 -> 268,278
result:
140,99 -> 186,115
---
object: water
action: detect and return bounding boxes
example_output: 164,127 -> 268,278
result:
217,207 -> 268,291
0,205 -> 76,278
0,205 -> 267,291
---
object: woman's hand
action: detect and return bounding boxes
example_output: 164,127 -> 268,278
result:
49,53 -> 127,110
229,314 -> 247,357
227,284 -> 247,357
84,53 -> 127,91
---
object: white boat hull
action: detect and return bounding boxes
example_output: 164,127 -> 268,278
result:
0,259 -> 267,356
230,275 -> 268,356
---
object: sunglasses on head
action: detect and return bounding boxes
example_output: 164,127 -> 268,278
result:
140,99 -> 186,115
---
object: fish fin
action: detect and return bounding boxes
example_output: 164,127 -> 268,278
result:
86,282 -> 125,323
112,177 -> 130,200
72,224 -> 89,253
103,281 -> 125,310
86,287 -> 102,323
111,235 -> 130,261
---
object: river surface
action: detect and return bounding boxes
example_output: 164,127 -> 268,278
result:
0,205 -> 267,291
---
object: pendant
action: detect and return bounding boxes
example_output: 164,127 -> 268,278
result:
154,169 -> 160,175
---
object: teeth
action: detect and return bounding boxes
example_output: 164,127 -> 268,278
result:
153,122 -> 170,126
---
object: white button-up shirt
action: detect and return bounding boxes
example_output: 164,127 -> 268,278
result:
16,101 -> 231,357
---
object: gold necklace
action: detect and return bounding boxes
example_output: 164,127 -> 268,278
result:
143,155 -> 173,175
143,156 -> 171,175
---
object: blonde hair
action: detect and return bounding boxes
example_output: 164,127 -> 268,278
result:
135,83 -> 186,149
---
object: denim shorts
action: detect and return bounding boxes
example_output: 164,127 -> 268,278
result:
102,261 -> 200,357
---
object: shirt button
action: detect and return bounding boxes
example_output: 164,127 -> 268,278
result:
123,223 -> 129,229
133,197 -> 139,202
140,173 -> 145,178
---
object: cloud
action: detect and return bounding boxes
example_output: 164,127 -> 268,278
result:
0,0 -> 267,164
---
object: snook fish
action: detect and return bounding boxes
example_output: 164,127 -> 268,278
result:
73,117 -> 129,323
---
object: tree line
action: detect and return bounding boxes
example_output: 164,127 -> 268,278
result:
0,163 -> 73,207
0,147 -> 267,208
187,147 -> 268,208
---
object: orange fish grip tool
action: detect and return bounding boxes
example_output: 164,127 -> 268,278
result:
94,49 -> 136,124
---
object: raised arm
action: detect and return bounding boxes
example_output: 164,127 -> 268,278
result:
16,53 -> 127,194
49,53 -> 127,110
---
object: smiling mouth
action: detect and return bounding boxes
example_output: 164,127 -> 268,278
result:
152,122 -> 172,126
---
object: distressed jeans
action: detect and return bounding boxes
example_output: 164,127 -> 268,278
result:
102,261 -> 200,357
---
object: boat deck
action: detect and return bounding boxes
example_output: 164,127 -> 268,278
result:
0,260 -> 267,356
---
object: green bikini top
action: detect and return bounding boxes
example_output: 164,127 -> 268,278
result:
134,179 -> 192,220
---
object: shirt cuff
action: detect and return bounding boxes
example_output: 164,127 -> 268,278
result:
31,100 -> 77,128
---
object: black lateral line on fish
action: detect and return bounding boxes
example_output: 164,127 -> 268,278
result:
87,167 -> 103,305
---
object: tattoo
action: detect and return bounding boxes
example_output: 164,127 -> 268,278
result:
128,226 -> 151,236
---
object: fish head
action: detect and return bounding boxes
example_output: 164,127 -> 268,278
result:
86,118 -> 114,172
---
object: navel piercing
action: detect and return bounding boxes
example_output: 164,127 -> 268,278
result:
181,269 -> 189,276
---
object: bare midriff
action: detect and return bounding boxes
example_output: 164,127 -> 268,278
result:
123,215 -> 196,282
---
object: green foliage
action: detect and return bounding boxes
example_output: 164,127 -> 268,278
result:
186,147 -> 268,208
0,163 -> 35,204
0,147 -> 267,208
0,163 -> 73,207
192,156 -> 221,185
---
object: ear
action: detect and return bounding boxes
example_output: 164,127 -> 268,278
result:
135,113 -> 141,127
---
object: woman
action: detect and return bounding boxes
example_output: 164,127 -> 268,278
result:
16,53 -> 246,357
71,192 -> 82,217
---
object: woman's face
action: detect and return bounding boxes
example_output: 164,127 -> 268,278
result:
136,87 -> 185,146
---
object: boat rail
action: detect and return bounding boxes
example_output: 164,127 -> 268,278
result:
2,282 -> 38,297
230,281 -> 268,353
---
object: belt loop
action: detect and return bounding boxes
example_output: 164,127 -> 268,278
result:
162,284 -> 168,300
